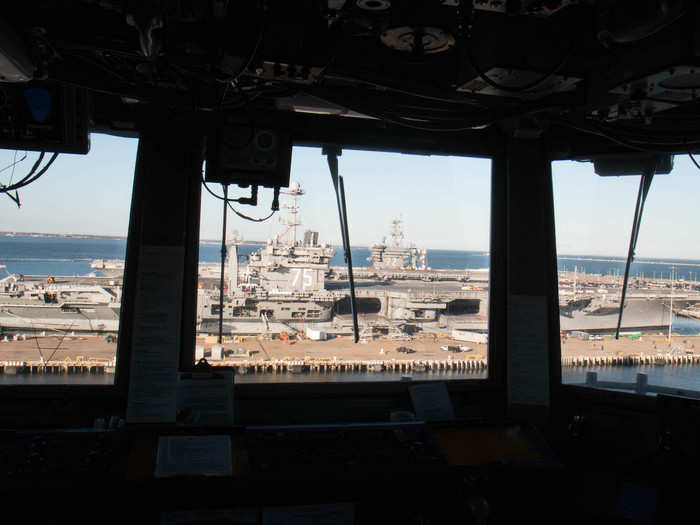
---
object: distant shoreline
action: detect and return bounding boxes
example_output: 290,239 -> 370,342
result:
0,233 -> 488,252
0,232 -> 266,245
1,233 -> 696,260
0,231 -> 126,240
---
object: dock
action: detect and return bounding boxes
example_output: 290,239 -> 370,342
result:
561,353 -> 700,367
1,358 -> 116,375
4,351 -> 700,377
3,333 -> 700,378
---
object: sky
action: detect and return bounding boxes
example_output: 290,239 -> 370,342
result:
201,145 -> 492,250
551,156 -> 700,259
1,133 -> 700,258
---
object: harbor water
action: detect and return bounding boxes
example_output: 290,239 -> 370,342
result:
4,365 -> 700,392
0,236 -> 491,276
2,235 -> 698,281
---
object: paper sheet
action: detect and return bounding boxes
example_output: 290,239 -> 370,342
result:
126,246 -> 184,423
155,435 -> 232,478
161,509 -> 257,525
409,381 -> 455,421
507,294 -> 550,406
177,371 -> 234,426
263,504 -> 354,525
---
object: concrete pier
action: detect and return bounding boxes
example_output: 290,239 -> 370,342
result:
1,358 -> 116,375
561,352 -> 700,367
0,357 -> 488,376
2,352 -> 700,376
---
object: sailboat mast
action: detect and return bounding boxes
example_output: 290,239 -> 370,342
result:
668,266 -> 674,341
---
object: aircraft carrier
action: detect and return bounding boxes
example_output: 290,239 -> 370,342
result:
0,274 -> 121,333
195,211 -> 487,335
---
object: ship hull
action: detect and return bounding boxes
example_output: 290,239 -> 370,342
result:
0,276 -> 676,336
559,297 -> 670,333
0,305 -> 120,333
0,300 -> 672,335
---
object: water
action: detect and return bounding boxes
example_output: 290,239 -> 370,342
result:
0,374 -> 114,385
3,365 -> 697,392
558,254 -> 700,282
668,316 -> 700,335
563,365 -> 700,392
1,236 -> 489,276
2,365 -> 699,390
0,236 -> 126,276
4,236 -> 693,279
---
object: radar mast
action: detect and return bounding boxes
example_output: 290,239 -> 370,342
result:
390,217 -> 404,248
277,181 -> 304,245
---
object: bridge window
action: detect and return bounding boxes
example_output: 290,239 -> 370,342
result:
553,157 -> 700,397
195,147 -> 491,383
0,135 -> 136,385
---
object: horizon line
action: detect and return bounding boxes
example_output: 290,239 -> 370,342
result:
3,231 -> 700,262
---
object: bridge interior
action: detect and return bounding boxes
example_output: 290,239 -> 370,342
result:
2,2 -> 700,523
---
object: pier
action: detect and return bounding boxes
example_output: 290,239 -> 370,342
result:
1,358 -> 116,375
0,356 -> 487,376
215,356 -> 488,375
2,333 -> 700,378
4,350 -> 700,377
4,351 -> 700,376
561,353 -> 700,367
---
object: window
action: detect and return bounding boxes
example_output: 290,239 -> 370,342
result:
0,135 -> 136,385
196,147 -> 491,383
553,156 -> 700,396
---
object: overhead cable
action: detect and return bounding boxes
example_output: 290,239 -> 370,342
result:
0,151 -> 27,176
1,152 -> 59,194
465,45 -> 577,94
201,174 -> 276,222
228,202 -> 275,222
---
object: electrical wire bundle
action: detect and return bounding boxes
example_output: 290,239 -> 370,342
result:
1,152 -> 59,207
558,113 -> 700,150
551,112 -> 700,175
201,174 -> 276,222
305,82 -> 508,132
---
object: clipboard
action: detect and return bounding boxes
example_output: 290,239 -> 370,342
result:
176,368 -> 234,426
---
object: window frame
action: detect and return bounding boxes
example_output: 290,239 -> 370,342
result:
184,145 -> 505,424
0,128 -> 508,424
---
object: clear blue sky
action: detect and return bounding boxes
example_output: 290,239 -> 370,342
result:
552,156 -> 700,259
2,133 -> 699,258
202,146 -> 492,250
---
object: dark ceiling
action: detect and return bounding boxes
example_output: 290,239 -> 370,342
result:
3,0 -> 700,157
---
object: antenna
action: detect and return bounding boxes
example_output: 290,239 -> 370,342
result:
668,266 -> 674,342
390,217 -> 404,247
228,229 -> 241,244
277,181 -> 304,245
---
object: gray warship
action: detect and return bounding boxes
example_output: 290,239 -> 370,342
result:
0,272 -> 121,333
367,218 -> 427,271
195,184 -> 486,335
